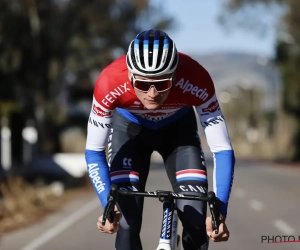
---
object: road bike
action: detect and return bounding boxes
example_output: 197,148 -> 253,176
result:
102,184 -> 221,250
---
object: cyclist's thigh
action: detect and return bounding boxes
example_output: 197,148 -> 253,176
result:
109,111 -> 153,250
109,111 -> 153,192
167,146 -> 209,250
158,107 -> 208,197
163,144 -> 208,223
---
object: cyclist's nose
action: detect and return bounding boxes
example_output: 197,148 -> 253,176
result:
147,86 -> 159,98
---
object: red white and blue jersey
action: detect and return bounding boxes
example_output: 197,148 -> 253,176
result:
85,52 -> 235,216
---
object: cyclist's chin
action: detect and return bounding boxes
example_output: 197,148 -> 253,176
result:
143,102 -> 162,110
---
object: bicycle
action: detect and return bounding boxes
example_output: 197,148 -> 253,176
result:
102,184 -> 221,250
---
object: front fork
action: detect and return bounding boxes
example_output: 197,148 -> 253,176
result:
171,209 -> 180,250
156,196 -> 179,250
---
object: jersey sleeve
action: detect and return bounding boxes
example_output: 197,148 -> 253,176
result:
194,78 -> 235,217
85,69 -> 115,208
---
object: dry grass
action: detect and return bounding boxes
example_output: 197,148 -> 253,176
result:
0,175 -> 92,234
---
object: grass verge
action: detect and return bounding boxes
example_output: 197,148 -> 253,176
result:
0,175 -> 93,234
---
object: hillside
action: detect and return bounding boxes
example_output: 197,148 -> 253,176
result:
192,52 -> 281,111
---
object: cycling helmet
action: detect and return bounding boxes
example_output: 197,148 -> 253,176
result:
126,29 -> 179,77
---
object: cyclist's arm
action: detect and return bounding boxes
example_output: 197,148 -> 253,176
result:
85,96 -> 114,208
194,93 -> 235,217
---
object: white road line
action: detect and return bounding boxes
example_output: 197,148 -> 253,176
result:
273,219 -> 295,235
21,198 -> 99,250
249,199 -> 264,211
234,188 -> 245,198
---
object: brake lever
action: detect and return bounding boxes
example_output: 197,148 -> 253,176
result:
102,184 -> 119,226
207,191 -> 220,234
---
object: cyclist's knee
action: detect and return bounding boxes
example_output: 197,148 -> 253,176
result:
180,210 -> 206,230
182,229 -> 209,250
116,219 -> 143,250
175,190 -> 207,229
119,216 -> 142,235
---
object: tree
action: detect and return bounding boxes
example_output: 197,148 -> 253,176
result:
219,0 -> 300,161
0,0 -> 174,157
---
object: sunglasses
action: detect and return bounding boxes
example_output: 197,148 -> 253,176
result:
131,74 -> 173,93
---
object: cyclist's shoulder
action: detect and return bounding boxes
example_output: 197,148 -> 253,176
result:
93,55 -> 132,110
169,52 -> 215,105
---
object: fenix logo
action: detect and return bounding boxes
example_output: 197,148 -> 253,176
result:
175,78 -> 209,101
102,82 -> 131,107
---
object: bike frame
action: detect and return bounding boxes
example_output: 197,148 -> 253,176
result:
156,193 -> 178,250
102,185 -> 220,250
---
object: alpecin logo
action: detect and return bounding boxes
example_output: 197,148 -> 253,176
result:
175,78 -> 209,101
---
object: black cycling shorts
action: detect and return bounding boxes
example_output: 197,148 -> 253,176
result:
108,107 -> 209,250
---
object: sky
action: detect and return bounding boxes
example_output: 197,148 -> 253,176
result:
150,0 -> 278,58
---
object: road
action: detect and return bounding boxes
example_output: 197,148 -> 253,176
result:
1,154 -> 300,250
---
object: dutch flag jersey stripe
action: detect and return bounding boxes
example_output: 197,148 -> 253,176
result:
110,170 -> 139,183
176,169 -> 207,183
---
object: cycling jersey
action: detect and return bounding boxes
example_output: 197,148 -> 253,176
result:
85,52 -> 235,216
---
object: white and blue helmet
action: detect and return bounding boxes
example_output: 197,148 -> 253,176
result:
126,29 -> 179,77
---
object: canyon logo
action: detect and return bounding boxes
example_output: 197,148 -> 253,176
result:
202,100 -> 219,113
92,104 -> 112,118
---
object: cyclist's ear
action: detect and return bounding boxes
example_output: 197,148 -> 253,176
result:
128,71 -> 134,86
171,72 -> 176,85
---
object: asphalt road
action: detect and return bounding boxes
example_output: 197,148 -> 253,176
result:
1,154 -> 300,250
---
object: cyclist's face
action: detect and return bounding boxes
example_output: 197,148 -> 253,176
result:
129,72 -> 172,110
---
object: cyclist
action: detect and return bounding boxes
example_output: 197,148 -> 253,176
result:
85,29 -> 235,250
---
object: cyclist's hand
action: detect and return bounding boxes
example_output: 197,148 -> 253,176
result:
97,205 -> 122,234
206,216 -> 229,242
